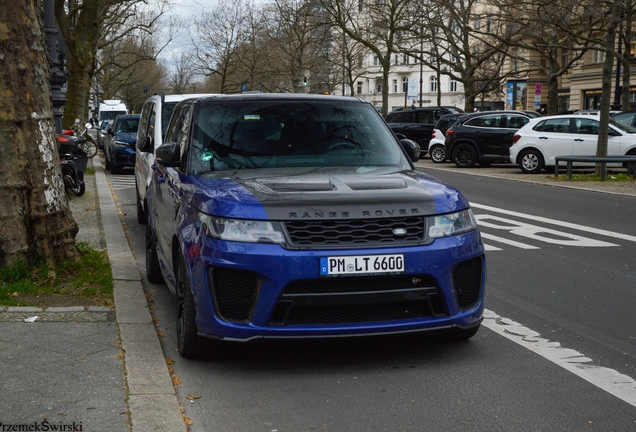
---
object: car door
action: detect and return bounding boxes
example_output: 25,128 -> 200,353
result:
572,117 -> 601,159
152,103 -> 193,269
135,101 -> 154,200
465,114 -> 505,156
531,118 -> 575,165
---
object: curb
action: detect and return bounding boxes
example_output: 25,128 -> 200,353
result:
93,161 -> 187,432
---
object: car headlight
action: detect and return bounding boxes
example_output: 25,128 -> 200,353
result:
198,214 -> 284,244
113,140 -> 129,148
428,209 -> 477,238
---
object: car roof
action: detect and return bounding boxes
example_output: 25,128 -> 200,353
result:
453,110 -> 535,121
182,93 -> 373,106
115,114 -> 140,120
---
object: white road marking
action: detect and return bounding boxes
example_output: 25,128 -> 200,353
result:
480,232 -> 540,249
483,308 -> 636,408
483,243 -> 502,251
472,203 -> 636,243
476,215 -> 618,247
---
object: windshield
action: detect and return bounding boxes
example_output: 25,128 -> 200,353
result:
99,110 -> 127,122
189,100 -> 408,174
609,118 -> 636,134
115,118 -> 139,134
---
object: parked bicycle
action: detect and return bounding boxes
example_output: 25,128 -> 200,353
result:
62,119 -> 98,158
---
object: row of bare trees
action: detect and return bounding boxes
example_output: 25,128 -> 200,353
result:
55,0 -> 634,122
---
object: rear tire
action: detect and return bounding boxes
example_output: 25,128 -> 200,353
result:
71,182 -> 85,197
519,149 -> 544,174
429,144 -> 447,163
452,143 -> 477,168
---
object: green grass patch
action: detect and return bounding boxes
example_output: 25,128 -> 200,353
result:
552,171 -> 634,182
0,243 -> 112,307
85,167 -> 96,175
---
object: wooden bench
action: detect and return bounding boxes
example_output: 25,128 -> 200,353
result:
554,155 -> 636,180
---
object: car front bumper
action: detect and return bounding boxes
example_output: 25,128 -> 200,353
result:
183,231 -> 486,342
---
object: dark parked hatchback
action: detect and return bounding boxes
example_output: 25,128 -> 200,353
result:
386,106 -> 464,150
445,111 -> 534,167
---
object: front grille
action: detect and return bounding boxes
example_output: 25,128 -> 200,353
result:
452,257 -> 482,310
284,301 -> 432,325
209,267 -> 259,322
284,216 -> 425,247
269,274 -> 447,326
285,274 -> 436,294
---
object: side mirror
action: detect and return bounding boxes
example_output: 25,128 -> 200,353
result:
399,139 -> 420,162
137,136 -> 153,153
155,142 -> 182,167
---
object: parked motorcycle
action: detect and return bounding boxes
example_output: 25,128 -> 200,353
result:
58,134 -> 88,197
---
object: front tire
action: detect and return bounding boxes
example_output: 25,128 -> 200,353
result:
176,256 -> 216,358
452,143 -> 477,168
429,144 -> 447,163
145,222 -> 164,284
71,182 -> 85,197
519,149 -> 544,174
136,185 -> 147,224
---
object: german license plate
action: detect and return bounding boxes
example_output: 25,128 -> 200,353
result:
320,254 -> 404,277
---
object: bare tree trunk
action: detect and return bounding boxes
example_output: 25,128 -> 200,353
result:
596,0 -> 622,177
55,0 -> 99,129
0,0 -> 80,267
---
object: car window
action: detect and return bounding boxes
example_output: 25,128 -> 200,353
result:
161,102 -> 178,138
138,103 -> 152,139
465,115 -> 503,128
164,104 -> 193,171
148,103 -> 156,141
189,100 -> 406,174
415,111 -> 432,124
611,112 -> 635,126
386,112 -> 412,123
574,118 -> 599,135
534,118 -> 571,133
505,115 -> 530,129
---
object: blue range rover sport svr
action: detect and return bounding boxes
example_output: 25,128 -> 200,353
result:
145,93 -> 486,358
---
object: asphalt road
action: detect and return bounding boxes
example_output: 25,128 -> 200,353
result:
104,160 -> 636,431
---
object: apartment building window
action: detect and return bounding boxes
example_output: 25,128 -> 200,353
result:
357,82 -> 362,94
402,77 -> 408,93
373,55 -> 379,66
430,76 -> 437,92
403,54 -> 410,64
450,79 -> 458,92
474,19 -> 481,30
358,0 -> 363,12
592,46 -> 604,64
393,79 -> 398,93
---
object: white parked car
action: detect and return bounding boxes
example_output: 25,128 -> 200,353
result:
135,93 -> 215,223
428,128 -> 447,163
510,115 -> 636,173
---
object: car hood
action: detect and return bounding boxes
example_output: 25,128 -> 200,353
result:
181,167 -> 468,220
114,132 -> 137,144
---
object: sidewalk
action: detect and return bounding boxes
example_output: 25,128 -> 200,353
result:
0,158 -> 186,432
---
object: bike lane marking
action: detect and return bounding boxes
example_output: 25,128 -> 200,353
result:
483,309 -> 636,408
471,202 -> 636,243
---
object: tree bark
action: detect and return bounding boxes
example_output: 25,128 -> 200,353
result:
0,0 -> 79,267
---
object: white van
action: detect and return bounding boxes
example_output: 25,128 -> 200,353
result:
98,100 -> 128,125
134,93 -> 214,223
